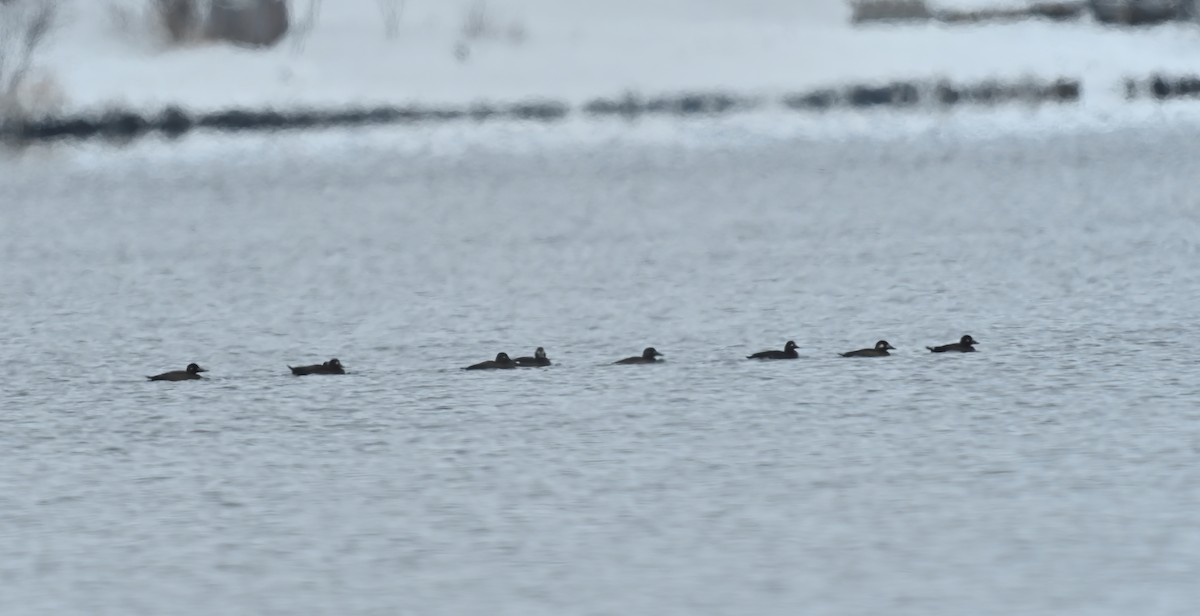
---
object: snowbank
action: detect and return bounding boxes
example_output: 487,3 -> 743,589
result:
18,0 -> 1200,116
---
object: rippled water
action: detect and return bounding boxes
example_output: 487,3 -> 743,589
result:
3,114 -> 1200,615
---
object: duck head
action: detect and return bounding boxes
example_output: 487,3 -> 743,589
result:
642,347 -> 663,359
875,341 -> 896,351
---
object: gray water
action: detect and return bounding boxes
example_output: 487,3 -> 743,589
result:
3,114 -> 1200,615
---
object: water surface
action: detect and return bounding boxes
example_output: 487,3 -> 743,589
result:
3,113 -> 1200,615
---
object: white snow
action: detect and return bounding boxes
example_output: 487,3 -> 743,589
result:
17,0 -> 1200,115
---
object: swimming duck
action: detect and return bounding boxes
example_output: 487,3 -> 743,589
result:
515,347 -> 551,367
839,340 -> 895,357
747,340 -> 799,360
289,358 -> 345,375
147,363 -> 207,381
927,335 -> 977,353
614,347 -> 663,365
464,352 -> 518,370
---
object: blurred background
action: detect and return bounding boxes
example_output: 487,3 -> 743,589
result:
3,0 -> 1200,127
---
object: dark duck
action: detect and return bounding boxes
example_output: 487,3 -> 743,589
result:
747,340 -> 799,360
147,363 -> 207,381
515,347 -> 551,367
927,335 -> 978,353
839,340 -> 896,357
289,358 -> 346,375
465,352 -> 518,370
614,347 -> 663,365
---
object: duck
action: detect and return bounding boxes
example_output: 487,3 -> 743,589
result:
614,347 -> 663,365
839,340 -> 895,357
747,340 -> 799,360
927,335 -> 977,353
514,347 -> 551,367
464,352 -> 518,370
147,363 -> 207,381
289,358 -> 345,375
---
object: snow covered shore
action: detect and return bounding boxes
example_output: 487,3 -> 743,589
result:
9,0 -> 1196,117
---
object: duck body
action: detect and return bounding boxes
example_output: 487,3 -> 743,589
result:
927,335 -> 978,353
839,340 -> 896,357
465,353 -> 518,370
747,340 -> 799,360
515,347 -> 551,367
289,358 -> 345,375
614,347 -> 663,365
148,363 -> 207,381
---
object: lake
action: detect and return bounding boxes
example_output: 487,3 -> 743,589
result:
2,109 -> 1199,615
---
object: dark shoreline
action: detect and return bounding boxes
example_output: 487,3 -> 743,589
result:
0,75 -> 1100,144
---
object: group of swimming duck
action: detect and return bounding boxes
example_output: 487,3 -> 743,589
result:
147,358 -> 347,381
145,335 -> 978,380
